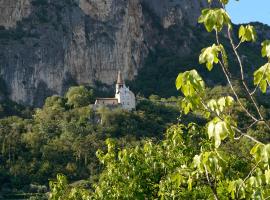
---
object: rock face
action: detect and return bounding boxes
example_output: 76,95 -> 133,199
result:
141,0 -> 207,27
0,0 -> 32,28
0,0 -> 207,106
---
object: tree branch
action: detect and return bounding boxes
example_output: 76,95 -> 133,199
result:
198,95 -> 263,145
227,26 -> 269,128
219,60 -> 259,122
215,30 -> 259,122
204,165 -> 219,200
233,127 -> 263,144
235,41 -> 242,50
236,161 -> 261,199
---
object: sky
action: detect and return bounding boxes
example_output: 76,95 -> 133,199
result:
226,0 -> 270,25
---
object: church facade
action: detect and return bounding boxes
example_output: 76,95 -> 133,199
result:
94,71 -> 136,111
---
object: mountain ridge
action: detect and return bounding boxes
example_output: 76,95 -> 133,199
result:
0,0 -> 269,106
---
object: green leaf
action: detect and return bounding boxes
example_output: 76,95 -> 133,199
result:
193,154 -> 203,171
207,99 -> 219,115
262,40 -> 270,59
207,96 -> 234,116
217,96 -> 234,112
194,152 -> 222,174
228,181 -> 236,199
208,0 -> 229,4
228,179 -> 246,200
181,96 -> 201,115
207,117 -> 234,148
198,8 -> 231,32
176,70 -> 205,97
253,63 -> 270,93
265,169 -> 270,185
238,25 -> 257,42
247,176 -> 257,188
220,0 -> 229,4
171,173 -> 183,188
199,44 -> 221,71
251,144 -> 270,164
187,176 -> 192,191
202,152 -> 224,174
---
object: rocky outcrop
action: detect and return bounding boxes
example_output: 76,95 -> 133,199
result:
141,0 -> 208,28
0,0 -> 207,106
0,0 -> 32,28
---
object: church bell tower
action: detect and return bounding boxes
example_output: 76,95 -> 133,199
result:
116,71 -> 124,93
115,70 -> 136,111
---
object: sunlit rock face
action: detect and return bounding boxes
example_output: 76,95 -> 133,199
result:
0,0 -> 32,28
0,0 -> 207,106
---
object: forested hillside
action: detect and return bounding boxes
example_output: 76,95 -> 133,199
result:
0,86 -> 181,199
1,0 -> 270,199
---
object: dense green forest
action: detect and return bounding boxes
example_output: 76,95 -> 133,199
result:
47,87 -> 270,200
0,86 -> 181,199
0,83 -> 270,199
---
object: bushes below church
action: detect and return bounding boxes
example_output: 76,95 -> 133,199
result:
0,86 -> 180,194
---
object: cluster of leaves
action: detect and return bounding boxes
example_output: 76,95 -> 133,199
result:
49,121 -> 269,199
254,41 -> 270,93
198,8 -> 231,32
49,124 -> 215,199
49,174 -> 90,200
175,0 -> 270,198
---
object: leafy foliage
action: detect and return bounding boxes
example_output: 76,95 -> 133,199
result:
208,0 -> 230,4
207,96 -> 234,116
176,70 -> 205,97
239,25 -> 257,43
198,8 -> 231,32
66,86 -> 94,108
0,89 -> 179,195
261,40 -> 270,59
199,44 -> 221,70
49,174 -> 90,200
207,117 -> 234,148
253,63 -> 270,93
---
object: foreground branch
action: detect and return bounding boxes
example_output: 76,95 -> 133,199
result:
215,31 -> 259,123
227,27 -> 270,130
204,165 -> 219,200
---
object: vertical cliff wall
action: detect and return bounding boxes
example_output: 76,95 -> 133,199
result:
0,0 -> 32,28
0,0 -> 207,106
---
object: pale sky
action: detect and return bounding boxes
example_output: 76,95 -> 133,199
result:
226,0 -> 270,25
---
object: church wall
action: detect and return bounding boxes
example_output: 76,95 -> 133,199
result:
115,85 -> 136,111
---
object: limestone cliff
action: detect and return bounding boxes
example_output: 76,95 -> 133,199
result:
0,0 -> 208,106
0,0 -> 32,28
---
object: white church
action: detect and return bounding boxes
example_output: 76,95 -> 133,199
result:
94,71 -> 136,111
